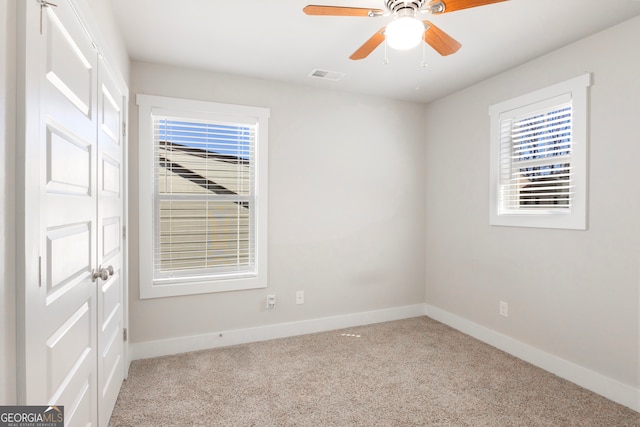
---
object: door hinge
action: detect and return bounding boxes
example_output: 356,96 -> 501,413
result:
123,328 -> 128,342
122,122 -> 126,137
38,256 -> 42,287
122,225 -> 126,240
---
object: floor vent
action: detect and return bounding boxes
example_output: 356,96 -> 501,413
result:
308,69 -> 345,81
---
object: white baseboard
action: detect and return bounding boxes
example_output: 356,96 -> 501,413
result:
425,304 -> 639,413
130,303 -> 426,361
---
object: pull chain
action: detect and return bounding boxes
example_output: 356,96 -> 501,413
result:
421,39 -> 428,68
383,38 -> 389,65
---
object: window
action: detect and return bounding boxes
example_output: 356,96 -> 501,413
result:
137,94 -> 269,298
489,73 -> 591,229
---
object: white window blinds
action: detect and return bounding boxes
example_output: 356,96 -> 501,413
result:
153,115 -> 256,280
498,101 -> 573,213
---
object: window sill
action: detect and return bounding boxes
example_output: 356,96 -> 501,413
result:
140,275 -> 267,299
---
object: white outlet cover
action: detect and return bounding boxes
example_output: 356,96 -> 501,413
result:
499,301 -> 508,317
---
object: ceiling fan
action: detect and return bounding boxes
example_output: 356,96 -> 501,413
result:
303,0 -> 508,60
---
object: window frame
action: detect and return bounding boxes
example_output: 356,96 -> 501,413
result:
137,94 -> 269,299
489,73 -> 591,230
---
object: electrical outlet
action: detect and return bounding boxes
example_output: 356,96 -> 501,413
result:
296,291 -> 304,305
266,294 -> 276,309
499,301 -> 508,317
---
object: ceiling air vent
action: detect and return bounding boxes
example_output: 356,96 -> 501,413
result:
308,69 -> 345,81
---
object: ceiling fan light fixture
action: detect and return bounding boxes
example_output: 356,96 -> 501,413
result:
385,15 -> 424,50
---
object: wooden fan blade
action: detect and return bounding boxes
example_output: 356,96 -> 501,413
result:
428,0 -> 508,14
423,21 -> 461,56
350,27 -> 386,60
303,5 -> 384,17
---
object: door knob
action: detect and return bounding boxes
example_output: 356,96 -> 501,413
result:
91,265 -> 114,282
92,268 -> 108,282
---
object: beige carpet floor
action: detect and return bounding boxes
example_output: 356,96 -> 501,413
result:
109,316 -> 639,426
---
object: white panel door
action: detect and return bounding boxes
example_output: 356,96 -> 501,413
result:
34,0 -> 99,425
21,1 -> 126,425
96,56 -> 125,427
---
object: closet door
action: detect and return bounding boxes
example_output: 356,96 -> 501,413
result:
96,56 -> 125,427
21,1 -> 125,425
32,0 -> 99,424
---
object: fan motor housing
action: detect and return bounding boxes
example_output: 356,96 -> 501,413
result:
385,0 -> 426,13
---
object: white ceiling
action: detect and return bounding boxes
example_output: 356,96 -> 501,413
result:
110,0 -> 640,104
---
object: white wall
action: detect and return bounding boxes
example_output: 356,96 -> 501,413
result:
425,15 -> 640,393
1,0 -> 17,405
129,61 -> 427,345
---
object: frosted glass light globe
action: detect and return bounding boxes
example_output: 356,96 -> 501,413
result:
385,16 -> 424,50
